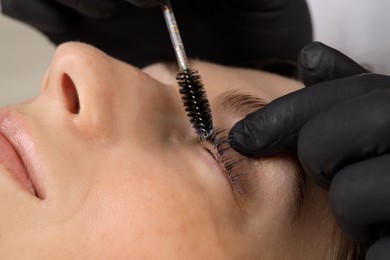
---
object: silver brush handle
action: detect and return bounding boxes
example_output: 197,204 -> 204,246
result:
161,0 -> 189,72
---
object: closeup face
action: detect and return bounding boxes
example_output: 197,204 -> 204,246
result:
0,43 -> 334,259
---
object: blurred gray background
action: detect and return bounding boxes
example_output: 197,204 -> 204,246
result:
0,14 -> 54,106
1,0 -> 389,106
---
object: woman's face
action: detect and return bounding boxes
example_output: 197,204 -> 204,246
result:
0,43 -> 333,259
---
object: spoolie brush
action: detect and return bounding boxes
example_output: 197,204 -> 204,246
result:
161,0 -> 214,139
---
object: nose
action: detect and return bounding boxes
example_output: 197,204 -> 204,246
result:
41,42 -> 188,140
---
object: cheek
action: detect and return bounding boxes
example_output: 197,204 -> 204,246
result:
243,156 -> 300,253
69,162 -> 245,258
262,156 -> 298,209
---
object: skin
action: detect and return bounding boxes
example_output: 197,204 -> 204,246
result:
0,42 -> 337,259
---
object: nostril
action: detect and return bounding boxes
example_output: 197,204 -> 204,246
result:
61,73 -> 80,114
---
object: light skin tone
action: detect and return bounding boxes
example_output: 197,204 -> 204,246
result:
0,42 -> 337,259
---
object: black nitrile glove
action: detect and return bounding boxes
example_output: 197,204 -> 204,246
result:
1,0 -> 312,68
229,42 -> 390,259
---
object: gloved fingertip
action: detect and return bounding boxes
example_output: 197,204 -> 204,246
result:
228,122 -> 248,151
298,41 -> 369,86
298,41 -> 328,86
298,41 -> 325,70
228,133 -> 244,152
228,122 -> 254,155
228,120 -> 270,157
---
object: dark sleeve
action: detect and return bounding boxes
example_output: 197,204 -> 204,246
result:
1,0 -> 312,68
179,0 -> 313,67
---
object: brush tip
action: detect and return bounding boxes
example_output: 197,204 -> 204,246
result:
177,69 -> 214,138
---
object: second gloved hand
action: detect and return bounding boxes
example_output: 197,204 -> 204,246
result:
229,42 -> 390,259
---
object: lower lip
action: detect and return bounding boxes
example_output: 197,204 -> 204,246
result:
0,132 -> 36,195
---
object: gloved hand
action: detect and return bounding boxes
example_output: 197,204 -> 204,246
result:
1,0 -> 312,68
229,41 -> 390,259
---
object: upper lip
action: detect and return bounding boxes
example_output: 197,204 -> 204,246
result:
0,109 -> 44,200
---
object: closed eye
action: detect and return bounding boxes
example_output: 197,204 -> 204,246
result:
197,129 -> 248,197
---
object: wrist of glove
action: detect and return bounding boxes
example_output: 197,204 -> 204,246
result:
229,42 -> 390,259
1,0 -> 312,68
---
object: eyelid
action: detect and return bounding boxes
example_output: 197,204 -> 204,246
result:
197,131 -> 249,197
198,138 -> 234,187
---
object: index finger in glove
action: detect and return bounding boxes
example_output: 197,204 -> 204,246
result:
229,73 -> 390,157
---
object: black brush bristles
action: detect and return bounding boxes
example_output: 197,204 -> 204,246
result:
176,68 -> 214,139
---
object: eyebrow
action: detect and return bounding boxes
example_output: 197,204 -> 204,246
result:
214,89 -> 267,118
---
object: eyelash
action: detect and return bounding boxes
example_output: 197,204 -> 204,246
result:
197,129 -> 248,195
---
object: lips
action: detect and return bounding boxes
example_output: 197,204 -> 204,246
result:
0,110 -> 44,199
